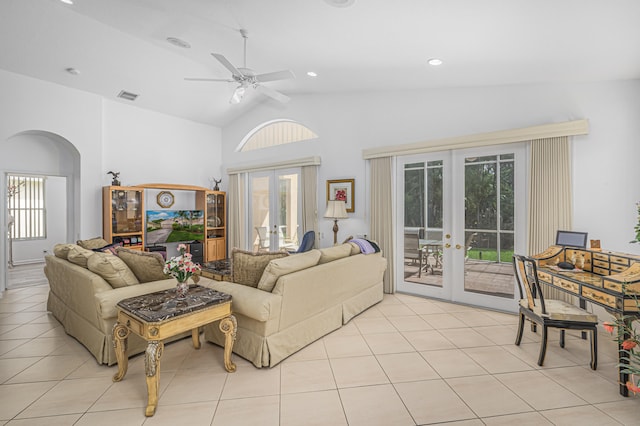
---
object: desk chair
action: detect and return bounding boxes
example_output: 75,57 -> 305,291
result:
404,230 -> 423,278
513,254 -> 598,369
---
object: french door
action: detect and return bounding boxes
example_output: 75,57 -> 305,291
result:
248,168 -> 302,252
396,144 -> 526,312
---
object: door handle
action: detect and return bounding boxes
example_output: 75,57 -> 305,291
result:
455,244 -> 462,249
445,243 -> 451,249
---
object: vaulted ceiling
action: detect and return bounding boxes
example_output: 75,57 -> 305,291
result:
1,0 -> 639,127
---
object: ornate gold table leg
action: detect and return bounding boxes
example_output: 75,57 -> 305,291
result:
220,315 -> 237,373
112,322 -> 130,382
144,341 -> 164,417
191,328 -> 201,349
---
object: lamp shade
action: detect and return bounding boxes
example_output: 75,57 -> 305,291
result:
324,200 -> 348,219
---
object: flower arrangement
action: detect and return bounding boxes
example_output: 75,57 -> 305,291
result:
603,296 -> 640,395
163,244 -> 201,283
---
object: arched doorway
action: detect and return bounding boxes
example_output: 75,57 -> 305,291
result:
1,130 -> 80,291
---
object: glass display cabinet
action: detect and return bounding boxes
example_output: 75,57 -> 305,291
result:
102,186 -> 145,250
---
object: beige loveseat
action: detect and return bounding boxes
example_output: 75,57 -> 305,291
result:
201,243 -> 387,368
45,239 -> 186,365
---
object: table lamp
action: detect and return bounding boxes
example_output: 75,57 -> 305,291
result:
324,200 -> 348,245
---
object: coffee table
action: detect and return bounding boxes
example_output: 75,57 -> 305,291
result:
112,285 -> 236,416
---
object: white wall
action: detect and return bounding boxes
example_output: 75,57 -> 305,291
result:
222,80 -> 640,251
0,69 -> 222,289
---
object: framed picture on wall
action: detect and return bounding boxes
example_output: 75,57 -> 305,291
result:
327,179 -> 355,213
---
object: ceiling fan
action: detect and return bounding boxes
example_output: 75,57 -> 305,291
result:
185,29 -> 295,104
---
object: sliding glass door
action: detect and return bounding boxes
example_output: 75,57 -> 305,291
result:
248,168 -> 302,252
397,144 -> 526,312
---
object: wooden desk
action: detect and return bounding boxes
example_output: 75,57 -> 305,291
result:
532,245 -> 640,396
112,285 -> 236,416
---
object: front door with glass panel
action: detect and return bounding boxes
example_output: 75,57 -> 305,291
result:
248,169 -> 301,252
397,144 -> 525,312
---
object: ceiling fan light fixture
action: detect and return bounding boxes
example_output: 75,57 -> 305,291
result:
230,85 -> 246,104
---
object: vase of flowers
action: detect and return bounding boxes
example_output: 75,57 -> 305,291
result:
163,244 -> 201,299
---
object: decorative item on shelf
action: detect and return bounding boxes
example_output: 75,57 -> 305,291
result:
107,171 -> 121,186
212,178 -> 222,191
156,191 -> 175,208
590,239 -> 601,251
163,243 -> 201,299
324,200 -> 349,245
327,178 -> 355,213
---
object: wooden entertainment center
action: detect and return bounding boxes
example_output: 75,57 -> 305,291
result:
102,183 -> 226,262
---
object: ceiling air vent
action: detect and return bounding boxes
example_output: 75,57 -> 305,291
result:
117,90 -> 139,101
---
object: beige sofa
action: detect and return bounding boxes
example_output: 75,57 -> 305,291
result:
45,240 -> 187,365
201,243 -> 387,368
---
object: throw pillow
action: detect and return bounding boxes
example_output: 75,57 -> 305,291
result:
257,249 -> 322,292
231,248 -> 289,288
318,243 -> 352,264
67,245 -> 96,268
53,243 -> 76,260
76,237 -> 110,250
116,247 -> 169,283
87,251 -> 139,288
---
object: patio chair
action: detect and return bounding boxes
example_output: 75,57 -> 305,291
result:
513,254 -> 598,369
404,230 -> 423,278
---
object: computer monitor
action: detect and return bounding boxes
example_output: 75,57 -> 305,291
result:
555,230 -> 588,248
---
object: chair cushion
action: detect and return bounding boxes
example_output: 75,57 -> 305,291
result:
76,237 -> 110,250
318,243 -> 352,264
87,252 -> 140,288
520,299 -> 598,323
231,249 -> 289,288
116,247 -> 168,283
257,249 -> 321,292
66,245 -> 95,268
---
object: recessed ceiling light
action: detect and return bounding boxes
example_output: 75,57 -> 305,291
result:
427,58 -> 443,66
65,67 -> 80,75
324,0 -> 355,7
117,90 -> 139,101
166,37 -> 191,49
60,0 -> 74,4
306,71 -> 318,77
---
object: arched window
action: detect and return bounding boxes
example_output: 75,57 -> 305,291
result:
237,119 -> 318,152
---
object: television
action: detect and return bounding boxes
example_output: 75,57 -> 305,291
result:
555,230 -> 588,248
146,210 -> 204,245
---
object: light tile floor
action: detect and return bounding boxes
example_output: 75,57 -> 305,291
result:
1,284 -> 639,425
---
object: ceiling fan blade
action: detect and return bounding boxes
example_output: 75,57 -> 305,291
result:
184,77 -> 235,82
255,70 -> 295,83
256,84 -> 290,103
211,53 -> 244,79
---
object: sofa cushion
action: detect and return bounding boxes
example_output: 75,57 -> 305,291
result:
87,252 -> 139,288
77,237 -> 110,250
53,243 -> 76,260
318,243 -> 352,264
116,247 -> 168,283
66,245 -> 95,268
257,249 -> 322,292
231,249 -> 289,288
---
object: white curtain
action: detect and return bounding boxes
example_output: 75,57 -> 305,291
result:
369,157 -> 395,293
528,136 -> 574,301
227,173 -> 245,254
300,165 -> 318,248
